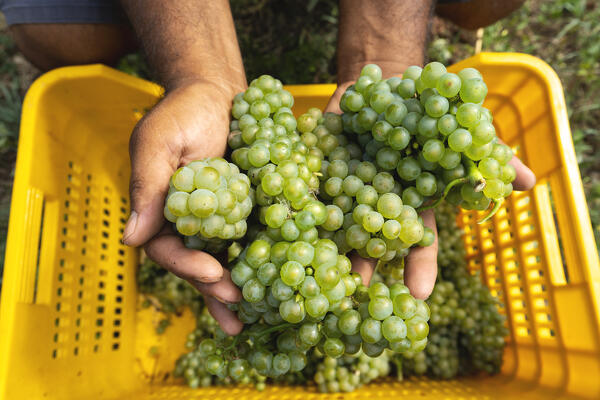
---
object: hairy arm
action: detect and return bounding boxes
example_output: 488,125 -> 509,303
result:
121,0 -> 247,334
120,0 -> 246,92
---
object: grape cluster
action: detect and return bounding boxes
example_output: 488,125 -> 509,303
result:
313,352 -> 391,393
337,63 -> 515,222
145,64 -> 515,392
164,157 -> 252,248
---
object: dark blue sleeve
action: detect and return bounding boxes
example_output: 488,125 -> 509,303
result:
0,0 -> 126,25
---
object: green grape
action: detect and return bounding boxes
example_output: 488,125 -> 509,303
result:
376,193 -> 403,219
465,142 -> 492,161
460,78 -> 488,103
175,215 -> 202,235
439,149 -> 461,170
403,65 -> 422,81
490,143 -> 513,165
393,293 -> 416,319
402,111 -> 421,134
389,282 -> 410,299
186,189 -> 216,218
279,219 -> 298,241
272,353 -> 291,375
355,75 -> 375,93
305,294 -> 329,318
345,90 -> 366,112
504,182 -> 514,197
360,318 -> 383,343
418,227 -> 435,247
397,157 -> 421,181
345,224 -> 370,249
402,187 -> 423,208
304,201 -> 327,225
423,139 -> 445,162
357,107 -> 378,130
369,282 -> 390,298
369,296 -> 393,320
280,298 -> 306,323
436,72 -> 461,98
385,101 -> 408,126
297,114 -> 317,133
448,128 -> 472,152
372,120 -> 393,142
456,103 -> 481,128
248,145 -> 270,167
328,160 -> 349,179
362,211 -> 384,233
194,166 -> 220,191
372,172 -> 395,194
284,177 -> 308,202
333,195 -> 353,213
437,114 -> 458,136
315,265 -> 340,290
483,178 -> 504,199
416,172 -> 437,196
417,115 -> 439,138
387,127 -> 411,150
324,338 -> 345,358
374,148 -> 399,171
352,204 -> 373,225
382,219 -> 402,239
172,167 -> 195,192
325,176 -> 343,197
246,240 -> 271,269
322,205 -> 344,231
295,210 -> 316,231
361,63 -> 383,81
300,276 -> 320,298
399,218 -> 424,244
425,95 -> 449,118
461,183 -> 484,202
256,262 -> 278,286
471,121 -> 495,145
457,67 -> 482,82
340,175 -> 363,197
404,98 -> 424,114
479,157 -> 500,179
382,316 -> 407,342
366,238 -> 386,258
167,191 -> 190,217
397,78 -> 416,98
421,62 -> 446,88
500,164 -> 516,183
287,241 -> 315,266
356,185 -> 379,206
243,278 -> 266,303
264,204 -> 286,228
406,317 -> 429,341
280,260 -> 305,287
370,91 -> 394,114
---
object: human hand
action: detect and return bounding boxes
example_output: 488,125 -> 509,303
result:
325,81 -> 536,299
122,80 -> 245,335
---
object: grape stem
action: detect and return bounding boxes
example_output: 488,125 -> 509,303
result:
417,177 -> 467,212
478,198 -> 503,224
463,157 -> 486,192
250,322 -> 294,338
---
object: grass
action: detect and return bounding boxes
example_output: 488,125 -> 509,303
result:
0,0 -> 599,285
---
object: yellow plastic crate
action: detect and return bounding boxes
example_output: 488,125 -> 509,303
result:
1,53 -> 599,400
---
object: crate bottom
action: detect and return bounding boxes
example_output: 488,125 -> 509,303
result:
132,376 -> 576,400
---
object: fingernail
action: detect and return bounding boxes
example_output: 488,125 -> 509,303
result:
122,211 -> 138,245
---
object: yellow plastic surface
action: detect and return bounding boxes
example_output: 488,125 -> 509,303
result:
1,53 -> 599,400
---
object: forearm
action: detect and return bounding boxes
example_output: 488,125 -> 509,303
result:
337,0 -> 434,84
120,0 -> 246,94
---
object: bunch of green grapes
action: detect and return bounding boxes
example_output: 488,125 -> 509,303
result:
447,267 -> 507,374
435,201 -> 466,269
201,236 -> 430,381
313,352 -> 391,393
338,63 -> 516,223
164,157 -> 252,249
317,136 -> 435,262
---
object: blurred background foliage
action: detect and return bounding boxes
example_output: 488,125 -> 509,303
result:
0,0 -> 599,278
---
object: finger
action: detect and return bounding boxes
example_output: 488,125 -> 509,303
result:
350,252 -> 377,285
509,155 -> 536,191
144,226 -> 224,284
404,209 -> 438,300
497,138 -> 536,191
205,296 -> 244,336
195,269 -> 242,304
123,111 -> 179,247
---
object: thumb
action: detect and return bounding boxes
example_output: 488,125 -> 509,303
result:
123,119 -> 177,247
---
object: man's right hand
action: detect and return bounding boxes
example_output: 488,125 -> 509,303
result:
123,80 -> 244,335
